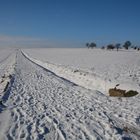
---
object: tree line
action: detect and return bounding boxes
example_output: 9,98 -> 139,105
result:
86,41 -> 140,51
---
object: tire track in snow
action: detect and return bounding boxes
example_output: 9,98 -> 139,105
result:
3,51 -> 140,140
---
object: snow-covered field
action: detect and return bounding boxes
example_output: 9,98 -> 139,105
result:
0,48 -> 140,140
23,48 -> 140,94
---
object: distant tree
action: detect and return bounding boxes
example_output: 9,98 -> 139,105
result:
115,43 -> 121,51
89,42 -> 96,49
123,41 -> 131,50
134,46 -> 137,50
101,46 -> 105,49
86,42 -> 96,49
107,44 -> 115,50
86,43 -> 89,48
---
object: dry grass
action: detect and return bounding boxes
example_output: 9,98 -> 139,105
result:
109,88 -> 139,97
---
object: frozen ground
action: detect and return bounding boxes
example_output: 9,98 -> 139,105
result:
0,48 -> 140,140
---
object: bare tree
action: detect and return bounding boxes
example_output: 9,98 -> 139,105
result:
89,42 -> 96,49
86,42 -> 96,49
123,41 -> 131,50
86,43 -> 89,48
115,43 -> 121,51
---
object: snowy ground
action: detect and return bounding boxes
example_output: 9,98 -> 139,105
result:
23,48 -> 140,94
0,48 -> 16,98
0,48 -> 16,140
0,48 -> 140,140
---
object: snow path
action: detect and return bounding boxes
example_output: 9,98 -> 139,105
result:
0,50 -> 16,99
0,50 -> 16,140
1,51 -> 140,140
0,50 -> 15,77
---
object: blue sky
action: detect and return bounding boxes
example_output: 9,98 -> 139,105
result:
0,0 -> 140,47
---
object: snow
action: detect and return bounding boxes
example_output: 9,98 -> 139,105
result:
0,110 -> 11,140
23,48 -> 140,94
0,48 -> 16,140
0,48 -> 16,98
0,48 -> 140,140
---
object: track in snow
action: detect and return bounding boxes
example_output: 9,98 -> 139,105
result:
0,51 -> 15,77
1,50 -> 140,140
0,50 -> 15,101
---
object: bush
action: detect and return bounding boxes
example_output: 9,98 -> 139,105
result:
109,88 -> 126,97
109,88 -> 139,97
107,44 -> 115,50
124,90 -> 139,97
